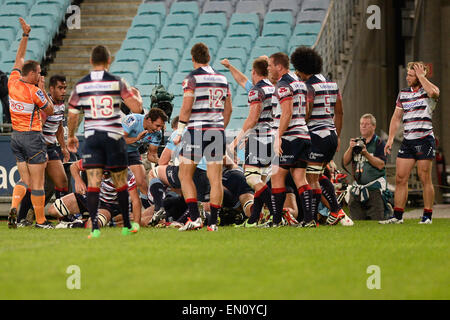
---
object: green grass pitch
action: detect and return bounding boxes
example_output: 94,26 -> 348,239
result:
1,220 -> 449,300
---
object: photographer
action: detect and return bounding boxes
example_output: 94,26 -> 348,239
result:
343,114 -> 391,220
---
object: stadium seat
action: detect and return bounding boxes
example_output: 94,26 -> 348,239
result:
114,71 -> 136,86
235,1 -> 266,19
220,37 -> 253,55
137,71 -> 170,87
247,46 -> 279,72
0,62 -> 14,74
29,3 -> 64,23
233,94 -> 249,108
15,27 -> 51,48
227,119 -> 243,131
235,86 -> 248,98
1,3 -> 29,18
226,24 -> 258,42
197,13 -> 228,31
148,48 -> 179,66
177,59 -> 194,73
193,25 -> 225,42
110,61 -> 141,79
288,35 -> 317,52
168,83 -> 183,97
231,107 -> 248,120
264,11 -> 293,28
121,38 -> 152,55
202,1 -> 233,19
28,15 -> 58,35
169,1 -> 199,19
187,37 -> 219,59
171,72 -> 187,85
216,47 -> 247,67
293,22 -> 322,36
172,96 -> 183,111
212,59 -> 242,74
0,28 -> 16,50
268,0 -> 300,16
5,0 -> 36,9
126,26 -> 158,46
35,0 -> 69,11
131,15 -> 163,32
254,36 -> 287,52
143,60 -> 175,79
114,49 -> 147,68
296,11 -> 326,23
159,25 -> 191,45
137,2 -> 166,17
262,24 -> 292,40
164,13 -> 196,31
229,13 -> 260,30
135,84 -> 153,98
154,38 -> 185,56
0,16 -> 21,33
301,0 -> 330,11
9,39 -> 43,61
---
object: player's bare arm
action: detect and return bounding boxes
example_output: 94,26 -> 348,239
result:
173,91 -> 194,145
385,107 -> 404,155
230,101 -> 261,150
414,64 -> 440,99
221,58 -> 249,89
223,94 -> 232,128
38,76 -> 54,116
123,87 -> 143,114
13,18 -> 31,71
276,98 -> 293,155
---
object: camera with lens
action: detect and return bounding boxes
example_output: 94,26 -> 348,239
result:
353,137 -> 367,154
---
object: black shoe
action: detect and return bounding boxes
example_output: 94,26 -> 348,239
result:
8,208 -> 17,229
300,220 -> 317,228
35,220 -> 54,229
17,219 -> 33,228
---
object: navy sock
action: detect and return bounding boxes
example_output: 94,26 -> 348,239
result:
186,198 -> 200,220
18,189 -> 32,221
393,207 -> 404,220
149,179 -> 165,211
209,203 -> 221,225
423,208 -> 432,219
55,187 -> 68,199
272,188 -> 286,224
87,188 -> 100,230
312,189 -> 322,222
319,176 -> 340,213
298,185 -> 313,223
116,185 -> 131,229
248,184 -> 271,224
295,191 -> 304,222
141,197 -> 151,209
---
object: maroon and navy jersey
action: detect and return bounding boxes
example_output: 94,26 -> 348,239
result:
99,169 -> 136,205
248,79 -> 274,136
182,66 -> 230,130
396,87 -> 437,140
272,72 -> 309,140
42,97 -> 65,144
306,74 -> 341,136
68,70 -> 134,137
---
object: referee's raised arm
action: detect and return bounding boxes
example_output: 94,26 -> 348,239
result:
13,18 -> 31,71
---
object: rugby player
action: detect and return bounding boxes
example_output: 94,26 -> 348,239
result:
7,18 -> 54,229
381,62 -> 440,225
229,57 -> 276,227
268,52 -> 314,228
122,107 -> 167,208
67,45 -> 143,238
291,46 -> 344,226
173,43 -> 232,232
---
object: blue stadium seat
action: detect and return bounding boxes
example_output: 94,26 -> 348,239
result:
227,119 -> 243,131
213,59 -> 242,75
187,37 -> 219,59
264,11 -> 293,28
126,26 -> 158,45
261,23 -> 292,40
171,71 -> 187,85
15,27 -> 51,49
293,22 -> 322,36
226,24 -> 258,42
197,13 -> 228,31
216,47 -> 247,67
202,1 -> 233,19
235,0 -> 266,19
4,0 -> 36,9
169,1 -> 199,19
137,71 -> 170,87
159,25 -> 191,45
288,35 -> 317,52
233,94 -> 249,108
296,11 -> 326,23
247,46 -> 279,71
154,38 -> 185,56
0,28 -> 16,50
131,15 -> 163,32
177,60 -> 194,73
114,49 -> 147,68
35,0 -> 68,11
29,3 -> 64,23
231,107 -> 248,120
110,61 -> 141,79
1,3 -> 29,18
143,60 -> 175,79
164,13 -> 196,31
193,25 -> 225,42
268,0 -> 300,16
0,16 -> 21,33
135,84 -> 153,97
121,38 -> 152,55
172,96 -> 183,111
229,13 -> 259,30
221,37 -> 253,55
0,62 -> 14,74
9,39 -> 43,61
148,48 -> 179,65
168,83 -> 183,97
137,2 -> 166,17
0,51 -> 16,63
235,86 -> 248,98
28,15 -> 58,35
113,71 -> 136,86
301,0 -> 330,11
254,35 -> 287,51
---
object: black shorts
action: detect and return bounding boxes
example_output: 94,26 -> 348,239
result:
163,192 -> 187,221
82,131 -> 128,171
165,165 -> 210,202
245,134 -> 274,167
222,169 -> 254,199
275,137 -> 311,168
307,131 -> 338,163
11,131 -> 47,164
398,136 -> 436,160
47,144 -> 63,161
127,150 -> 142,166
74,193 -> 88,214
179,128 -> 226,163
98,201 -> 122,218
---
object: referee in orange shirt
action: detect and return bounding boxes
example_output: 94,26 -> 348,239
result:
7,18 -> 54,229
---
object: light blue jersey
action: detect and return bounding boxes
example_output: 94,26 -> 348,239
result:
166,130 -> 207,171
122,113 -> 162,152
245,80 -> 253,93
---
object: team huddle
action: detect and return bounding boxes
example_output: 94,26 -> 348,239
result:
6,18 -> 439,236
